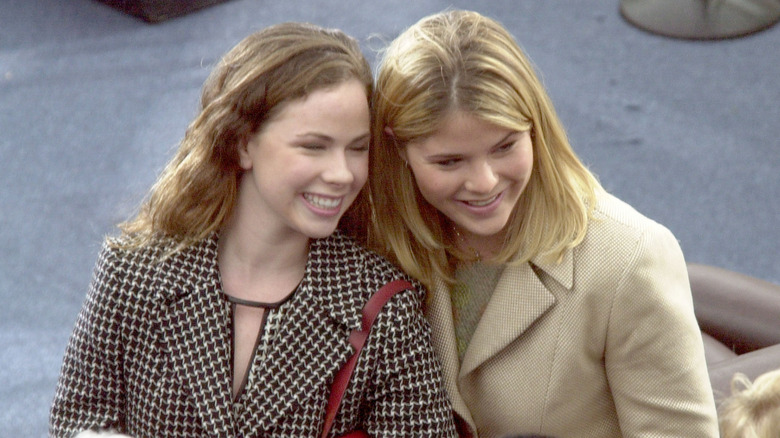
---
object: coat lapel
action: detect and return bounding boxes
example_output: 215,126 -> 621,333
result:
426,250 -> 573,431
426,277 -> 476,429
236,235 -> 362,436
154,236 -> 235,437
460,260 -> 557,376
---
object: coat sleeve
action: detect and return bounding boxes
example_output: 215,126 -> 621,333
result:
604,222 -> 720,437
362,287 -> 458,437
50,243 -> 127,437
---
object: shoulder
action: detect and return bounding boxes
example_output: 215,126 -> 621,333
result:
88,234 -> 219,313
310,232 -> 425,308
558,191 -> 685,290
588,191 -> 676,243
97,234 -> 175,276
313,232 -> 417,283
582,191 -> 681,265
92,234 -> 205,299
78,236 -> 169,326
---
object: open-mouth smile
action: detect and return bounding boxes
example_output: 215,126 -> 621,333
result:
303,193 -> 343,211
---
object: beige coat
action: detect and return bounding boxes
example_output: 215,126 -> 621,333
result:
426,192 -> 719,438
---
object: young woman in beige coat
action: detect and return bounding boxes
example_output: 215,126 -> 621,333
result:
368,9 -> 719,438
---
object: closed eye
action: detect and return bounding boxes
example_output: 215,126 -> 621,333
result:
493,141 -> 515,154
349,142 -> 369,152
431,157 -> 462,168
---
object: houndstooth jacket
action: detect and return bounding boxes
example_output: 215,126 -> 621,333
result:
50,231 -> 457,438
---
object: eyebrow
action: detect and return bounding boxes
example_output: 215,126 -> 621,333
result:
425,131 -> 519,161
296,132 -> 370,145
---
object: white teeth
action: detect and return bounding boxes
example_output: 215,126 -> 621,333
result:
465,195 -> 498,207
304,193 -> 341,210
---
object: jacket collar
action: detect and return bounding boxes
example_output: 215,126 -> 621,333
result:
425,247 -> 573,432
151,234 -> 234,436
236,234 -> 366,436
152,233 -> 363,436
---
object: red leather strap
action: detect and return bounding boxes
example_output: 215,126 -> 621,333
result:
320,279 -> 413,438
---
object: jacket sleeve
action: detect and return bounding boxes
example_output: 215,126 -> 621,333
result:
604,222 -> 720,437
50,243 -> 127,437
363,288 -> 458,437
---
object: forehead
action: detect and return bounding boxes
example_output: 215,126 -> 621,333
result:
268,80 -> 368,123
252,80 -> 369,145
409,111 -> 514,153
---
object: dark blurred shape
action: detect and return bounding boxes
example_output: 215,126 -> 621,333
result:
94,0 -> 234,23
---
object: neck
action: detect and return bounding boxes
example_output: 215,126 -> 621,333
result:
451,224 -> 505,262
218,213 -> 310,302
222,176 -> 311,272
220,224 -> 309,270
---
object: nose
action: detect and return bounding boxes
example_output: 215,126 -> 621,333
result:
464,160 -> 498,193
322,150 -> 355,186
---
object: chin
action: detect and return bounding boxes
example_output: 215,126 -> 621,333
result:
304,225 -> 340,239
462,219 -> 511,237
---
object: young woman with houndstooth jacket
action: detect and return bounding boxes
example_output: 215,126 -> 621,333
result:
50,23 -> 457,438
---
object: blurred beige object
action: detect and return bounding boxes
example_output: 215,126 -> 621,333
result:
620,0 -> 780,38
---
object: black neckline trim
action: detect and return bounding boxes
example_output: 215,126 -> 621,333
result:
223,283 -> 300,309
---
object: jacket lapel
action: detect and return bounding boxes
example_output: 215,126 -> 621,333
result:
459,260 -> 558,376
154,236 -> 235,437
237,235 -> 362,436
426,277 -> 477,429
426,250 -> 573,430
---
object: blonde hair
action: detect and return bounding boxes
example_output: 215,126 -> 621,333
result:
369,10 -> 600,289
719,370 -> 780,438
117,22 -> 372,250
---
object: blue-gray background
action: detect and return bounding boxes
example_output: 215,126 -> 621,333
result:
1,1 -> 778,436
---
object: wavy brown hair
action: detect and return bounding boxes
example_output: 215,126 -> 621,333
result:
116,22 -> 373,250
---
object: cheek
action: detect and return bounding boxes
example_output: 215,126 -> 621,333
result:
508,147 -> 534,181
350,155 -> 369,187
411,167 -> 455,201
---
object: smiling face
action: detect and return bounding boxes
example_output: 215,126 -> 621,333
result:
237,79 -> 370,240
404,110 -> 533,252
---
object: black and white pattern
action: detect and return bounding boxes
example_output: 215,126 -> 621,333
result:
50,232 -> 457,437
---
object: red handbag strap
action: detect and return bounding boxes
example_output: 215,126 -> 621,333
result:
320,279 -> 413,438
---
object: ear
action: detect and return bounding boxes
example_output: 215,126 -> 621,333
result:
398,147 -> 408,164
384,126 -> 395,138
238,138 -> 253,170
